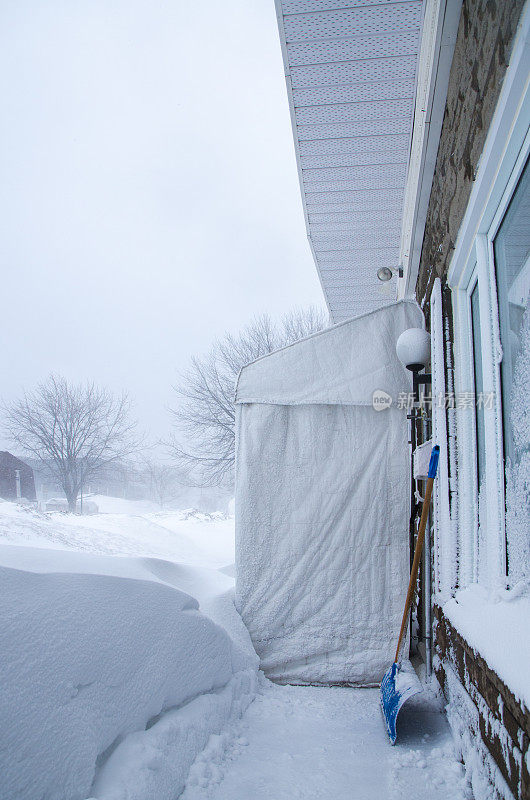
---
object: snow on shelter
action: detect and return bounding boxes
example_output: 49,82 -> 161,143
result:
235,300 -> 423,685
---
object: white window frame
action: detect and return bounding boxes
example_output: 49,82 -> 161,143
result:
446,3 -> 530,590
431,277 -> 455,602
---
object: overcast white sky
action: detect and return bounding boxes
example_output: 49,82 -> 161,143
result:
0,0 -> 324,444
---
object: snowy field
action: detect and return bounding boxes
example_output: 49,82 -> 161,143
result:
0,495 -> 235,567
0,499 -> 470,800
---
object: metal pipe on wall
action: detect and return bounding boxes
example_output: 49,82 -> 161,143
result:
422,416 -> 432,678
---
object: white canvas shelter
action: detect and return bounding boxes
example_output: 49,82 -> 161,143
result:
235,300 -> 423,685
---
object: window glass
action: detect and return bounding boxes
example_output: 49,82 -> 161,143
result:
493,156 -> 530,581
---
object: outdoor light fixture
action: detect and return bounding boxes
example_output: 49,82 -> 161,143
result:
396,328 -> 430,372
377,266 -> 404,282
396,328 -> 431,404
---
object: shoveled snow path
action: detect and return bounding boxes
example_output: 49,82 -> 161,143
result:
182,677 -> 468,800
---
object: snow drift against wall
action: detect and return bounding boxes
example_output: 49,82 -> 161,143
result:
0,517 -> 257,800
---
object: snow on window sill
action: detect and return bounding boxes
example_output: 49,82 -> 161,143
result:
443,581 -> 530,709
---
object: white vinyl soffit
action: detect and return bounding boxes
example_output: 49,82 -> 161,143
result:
275,0 -> 425,322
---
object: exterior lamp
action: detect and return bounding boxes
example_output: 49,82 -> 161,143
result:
377,267 -> 393,282
377,266 -> 405,282
396,328 -> 431,404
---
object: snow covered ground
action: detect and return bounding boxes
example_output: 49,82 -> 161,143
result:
182,677 -> 468,800
0,499 -> 471,800
0,498 -> 235,567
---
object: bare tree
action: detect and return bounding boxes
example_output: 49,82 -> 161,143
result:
281,306 -> 329,343
169,306 -> 328,487
3,375 -> 141,512
141,458 -> 185,509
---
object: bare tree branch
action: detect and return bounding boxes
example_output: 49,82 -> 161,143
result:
168,307 -> 328,487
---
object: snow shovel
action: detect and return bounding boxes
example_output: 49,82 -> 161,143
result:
380,444 -> 440,745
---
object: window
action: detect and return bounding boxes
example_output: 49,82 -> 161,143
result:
493,157 -> 530,463
445,18 -> 529,591
493,156 -> 530,581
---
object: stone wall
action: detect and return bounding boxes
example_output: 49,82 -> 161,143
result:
416,0 -> 526,316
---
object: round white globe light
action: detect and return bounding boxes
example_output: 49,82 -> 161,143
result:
396,327 -> 431,371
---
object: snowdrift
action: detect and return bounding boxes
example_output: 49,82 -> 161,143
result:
235,301 -> 422,685
0,544 -> 257,800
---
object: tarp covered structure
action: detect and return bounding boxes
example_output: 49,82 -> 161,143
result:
235,300 -> 423,685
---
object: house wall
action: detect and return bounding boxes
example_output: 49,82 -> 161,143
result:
414,1 -> 528,797
0,452 -> 36,502
416,0 -> 526,317
434,604 -> 530,799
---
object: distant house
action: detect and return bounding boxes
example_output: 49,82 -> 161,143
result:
0,452 -> 36,502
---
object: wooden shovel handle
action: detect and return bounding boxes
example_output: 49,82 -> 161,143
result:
394,445 -> 439,664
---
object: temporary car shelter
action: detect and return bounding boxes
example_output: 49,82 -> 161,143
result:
235,300 -> 423,685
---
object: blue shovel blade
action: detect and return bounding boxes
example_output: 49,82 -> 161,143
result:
380,661 -> 422,744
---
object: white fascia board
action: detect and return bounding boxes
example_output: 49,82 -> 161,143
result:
398,0 -> 462,300
274,0 -> 334,321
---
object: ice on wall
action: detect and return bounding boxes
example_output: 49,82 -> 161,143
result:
505,298 -> 530,584
477,478 -> 488,586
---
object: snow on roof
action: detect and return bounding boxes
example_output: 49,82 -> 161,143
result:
235,299 -> 422,405
275,0 -> 425,321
